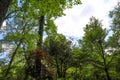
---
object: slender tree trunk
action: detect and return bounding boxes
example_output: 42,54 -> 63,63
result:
37,16 -> 44,49
4,39 -> 22,77
33,16 -> 45,80
99,42 -> 111,80
0,0 -> 12,28
63,65 -> 67,80
38,16 -> 44,80
104,67 -> 111,80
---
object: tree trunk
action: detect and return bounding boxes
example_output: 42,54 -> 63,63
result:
105,68 -> 111,80
99,42 -> 111,80
37,16 -> 44,49
0,0 -> 12,28
32,16 -> 45,80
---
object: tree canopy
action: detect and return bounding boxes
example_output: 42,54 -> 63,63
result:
0,0 -> 120,80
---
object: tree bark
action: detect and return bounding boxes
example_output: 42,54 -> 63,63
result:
37,16 -> 44,49
0,0 -> 12,28
105,67 -> 111,80
32,16 -> 44,80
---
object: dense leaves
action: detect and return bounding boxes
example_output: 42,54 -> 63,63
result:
1,0 -> 120,80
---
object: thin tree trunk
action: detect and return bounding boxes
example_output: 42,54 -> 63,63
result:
33,16 -> 44,80
105,67 -> 111,80
4,21 -> 28,77
4,39 -> 22,77
37,16 -> 44,49
99,42 -> 111,80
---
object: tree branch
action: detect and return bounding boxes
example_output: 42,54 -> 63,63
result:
4,39 -> 23,77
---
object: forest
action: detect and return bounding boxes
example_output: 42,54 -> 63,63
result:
0,0 -> 120,80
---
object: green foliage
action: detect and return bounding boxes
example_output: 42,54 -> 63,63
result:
43,34 -> 73,79
45,19 -> 57,35
79,17 -> 114,80
19,0 -> 81,19
109,2 -> 120,32
84,17 -> 107,44
2,0 -> 120,80
108,2 -> 120,79
0,0 -> 82,79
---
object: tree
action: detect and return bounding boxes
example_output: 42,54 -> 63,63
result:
80,17 -> 112,80
0,0 -> 81,79
43,34 -> 73,79
70,46 -> 89,80
109,2 -> 120,33
109,1 -> 120,48
108,2 -> 120,79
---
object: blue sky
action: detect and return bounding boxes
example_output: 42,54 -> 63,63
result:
55,0 -> 118,39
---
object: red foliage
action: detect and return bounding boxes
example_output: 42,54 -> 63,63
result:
26,49 -> 54,79
30,49 -> 51,64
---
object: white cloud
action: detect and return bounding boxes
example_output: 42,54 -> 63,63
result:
2,44 -> 13,53
1,21 -> 6,32
55,0 -> 118,39
1,21 -> 6,28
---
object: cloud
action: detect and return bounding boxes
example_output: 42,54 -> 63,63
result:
55,0 -> 118,39
1,21 -> 6,29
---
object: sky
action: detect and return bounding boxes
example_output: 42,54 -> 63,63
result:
1,0 -> 118,40
0,0 -> 119,43
0,0 -> 119,58
55,0 -> 118,40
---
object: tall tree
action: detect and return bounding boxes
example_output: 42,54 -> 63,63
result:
80,17 -> 112,80
108,2 -> 120,79
0,0 -> 81,79
22,0 -> 80,79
